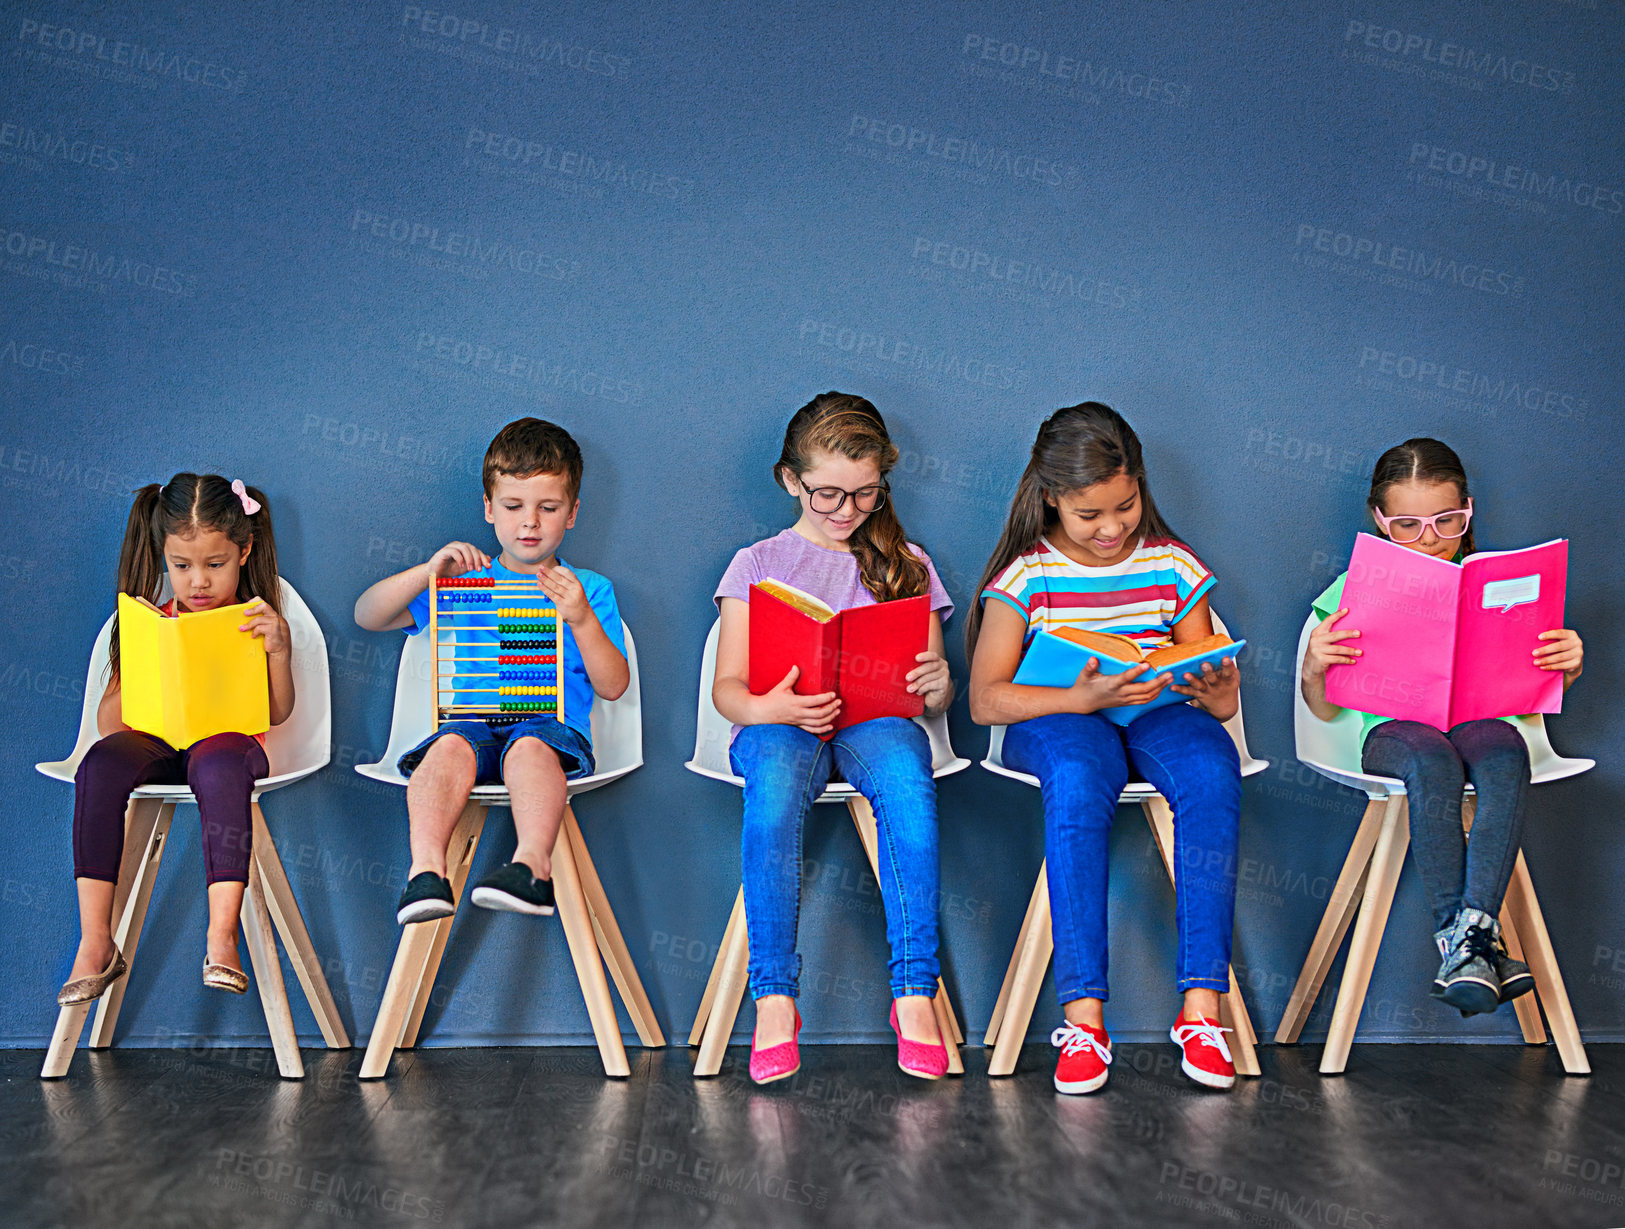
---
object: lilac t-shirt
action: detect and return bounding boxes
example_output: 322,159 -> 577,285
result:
714,528 -> 955,740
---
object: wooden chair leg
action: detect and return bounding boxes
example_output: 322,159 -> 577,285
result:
1503,851 -> 1588,1075
1321,795 -> 1410,1074
360,802 -> 486,1079
563,807 -> 665,1048
988,873 -> 1052,1077
1460,795 -> 1549,1049
694,888 -> 750,1077
986,869 -> 1044,1047
400,803 -> 487,1049
90,800 -> 176,1048
41,1002 -> 93,1079
846,796 -> 966,1060
241,855 -> 304,1078
1141,797 -> 1258,1073
690,890 -> 744,1048
552,821 -> 631,1077
250,805 -> 350,1049
1275,798 -> 1385,1044
1497,906 -> 1547,1045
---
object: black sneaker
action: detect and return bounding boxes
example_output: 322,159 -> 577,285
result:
470,862 -> 555,916
1430,907 -> 1501,1017
1493,933 -> 1535,1004
397,871 -> 456,925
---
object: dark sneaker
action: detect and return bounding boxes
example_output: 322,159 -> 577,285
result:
397,871 -> 456,925
470,862 -> 555,916
1493,932 -> 1535,1004
1431,907 -> 1501,1016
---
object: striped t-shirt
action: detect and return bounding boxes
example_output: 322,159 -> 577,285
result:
981,535 -> 1215,651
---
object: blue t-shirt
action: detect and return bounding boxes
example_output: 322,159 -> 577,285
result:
406,556 -> 624,744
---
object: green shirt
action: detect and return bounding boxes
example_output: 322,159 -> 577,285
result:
1311,572 -> 1522,747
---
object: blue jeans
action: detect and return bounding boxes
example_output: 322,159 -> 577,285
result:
1362,719 -> 1530,932
729,717 -> 940,1000
1003,703 -> 1241,1003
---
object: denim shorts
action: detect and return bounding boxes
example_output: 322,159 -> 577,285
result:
397,716 -> 595,784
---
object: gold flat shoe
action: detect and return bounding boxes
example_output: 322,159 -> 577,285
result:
57,949 -> 128,1006
202,962 -> 249,994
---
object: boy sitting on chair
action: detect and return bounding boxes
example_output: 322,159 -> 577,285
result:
355,418 -> 629,923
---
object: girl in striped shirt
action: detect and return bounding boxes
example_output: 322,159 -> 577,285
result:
967,403 -> 1243,1093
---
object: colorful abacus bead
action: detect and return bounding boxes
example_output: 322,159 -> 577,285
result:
499,700 -> 557,713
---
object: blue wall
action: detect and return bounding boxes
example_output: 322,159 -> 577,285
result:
3,1 -> 1620,1049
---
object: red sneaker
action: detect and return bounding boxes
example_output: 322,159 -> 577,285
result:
1169,1015 -> 1235,1089
1050,1021 -> 1112,1094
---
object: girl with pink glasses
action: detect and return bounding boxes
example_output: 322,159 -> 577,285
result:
1301,439 -> 1583,1016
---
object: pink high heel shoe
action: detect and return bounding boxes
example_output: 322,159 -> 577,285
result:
749,1005 -> 802,1085
890,1002 -> 948,1080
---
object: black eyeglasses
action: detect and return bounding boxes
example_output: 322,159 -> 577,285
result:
797,479 -> 888,515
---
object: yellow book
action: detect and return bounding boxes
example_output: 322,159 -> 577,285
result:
117,594 -> 270,748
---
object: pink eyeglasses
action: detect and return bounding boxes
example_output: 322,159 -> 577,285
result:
1372,497 -> 1473,544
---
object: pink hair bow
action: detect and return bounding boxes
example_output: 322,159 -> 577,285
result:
231,479 -> 261,515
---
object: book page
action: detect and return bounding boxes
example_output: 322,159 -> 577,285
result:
1324,533 -> 1460,728
1450,540 -> 1567,724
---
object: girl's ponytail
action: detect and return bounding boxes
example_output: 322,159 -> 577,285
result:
964,467 -> 1047,658
965,402 -> 1180,658
107,484 -> 164,683
237,484 -> 283,616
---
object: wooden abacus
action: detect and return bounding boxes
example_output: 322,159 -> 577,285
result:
429,575 -> 563,731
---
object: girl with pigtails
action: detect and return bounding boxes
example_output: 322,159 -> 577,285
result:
56,475 -> 294,1008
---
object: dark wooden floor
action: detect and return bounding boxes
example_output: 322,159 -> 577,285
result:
4,1043 -> 1623,1228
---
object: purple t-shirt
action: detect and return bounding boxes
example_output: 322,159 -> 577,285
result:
714,528 -> 955,740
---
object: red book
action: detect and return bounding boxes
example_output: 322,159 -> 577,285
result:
747,580 -> 929,736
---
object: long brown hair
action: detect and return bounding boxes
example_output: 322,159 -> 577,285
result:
776,392 -> 930,602
965,402 -> 1180,656
1367,438 -> 1476,556
108,474 -> 282,682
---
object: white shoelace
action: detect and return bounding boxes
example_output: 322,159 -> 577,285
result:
1050,1022 -> 1113,1065
1171,1018 -> 1233,1062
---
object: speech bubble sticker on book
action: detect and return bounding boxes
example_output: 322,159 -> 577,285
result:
117,593 -> 270,749
1011,626 -> 1244,726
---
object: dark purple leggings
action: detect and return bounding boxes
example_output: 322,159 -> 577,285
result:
73,731 -> 269,886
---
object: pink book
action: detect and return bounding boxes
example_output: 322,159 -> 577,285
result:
1324,533 -> 1568,729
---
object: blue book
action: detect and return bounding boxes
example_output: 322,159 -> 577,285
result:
1011,628 -> 1245,726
